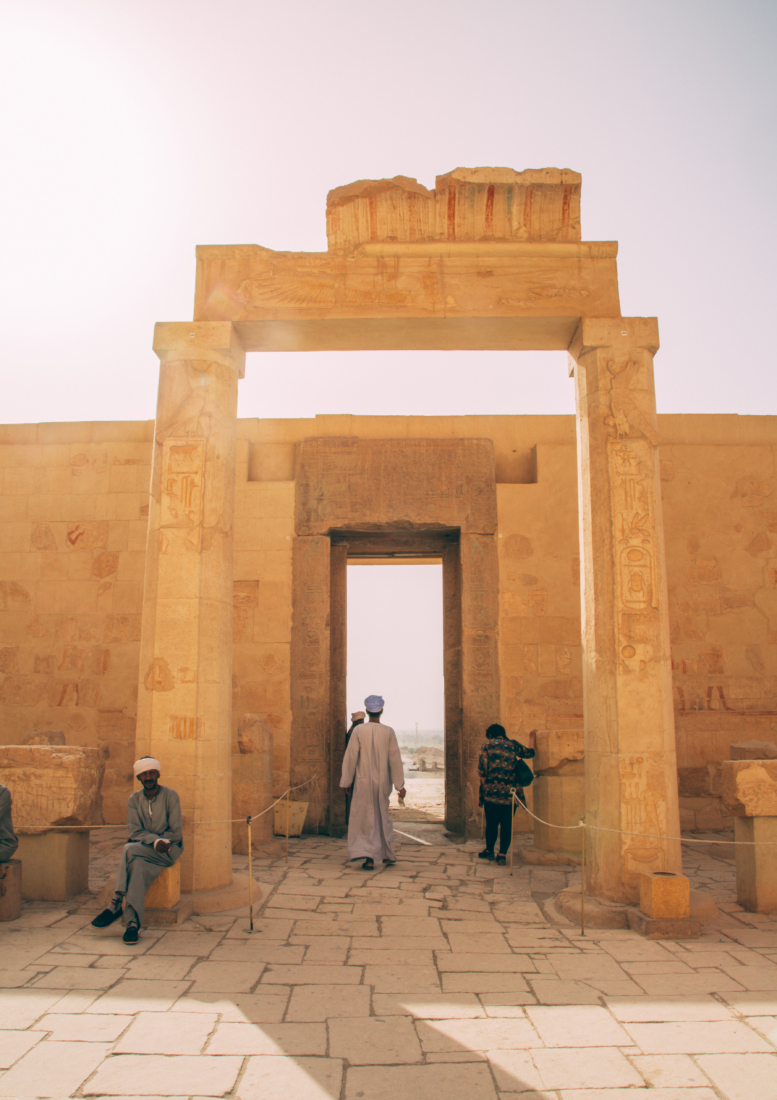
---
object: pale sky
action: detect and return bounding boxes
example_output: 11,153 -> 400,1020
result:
347,566 -> 443,730
2,0 -> 775,729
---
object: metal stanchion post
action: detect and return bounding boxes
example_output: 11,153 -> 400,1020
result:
510,790 -> 515,876
580,817 -> 586,937
285,790 -> 290,863
247,815 -> 254,933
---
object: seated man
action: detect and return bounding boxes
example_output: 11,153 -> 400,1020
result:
91,757 -> 183,944
0,781 -> 18,863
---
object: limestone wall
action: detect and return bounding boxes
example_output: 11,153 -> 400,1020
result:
0,421 -> 153,822
1,413 -> 775,828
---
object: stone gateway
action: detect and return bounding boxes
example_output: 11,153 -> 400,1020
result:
0,167 -> 775,908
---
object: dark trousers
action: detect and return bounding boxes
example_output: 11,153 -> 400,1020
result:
484,800 -> 515,854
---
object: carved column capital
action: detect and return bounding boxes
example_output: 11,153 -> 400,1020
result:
569,317 -> 660,363
153,321 -> 246,378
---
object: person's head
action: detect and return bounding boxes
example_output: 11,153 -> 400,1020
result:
364,695 -> 385,721
486,723 -> 507,739
134,757 -> 161,793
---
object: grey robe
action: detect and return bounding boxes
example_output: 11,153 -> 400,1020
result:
340,722 -> 404,862
116,786 -> 183,926
0,785 -> 18,863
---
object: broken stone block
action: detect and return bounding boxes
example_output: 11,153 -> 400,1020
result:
534,729 -> 584,774
734,816 -> 777,913
0,745 -> 105,828
16,832 -> 89,900
721,760 -> 777,817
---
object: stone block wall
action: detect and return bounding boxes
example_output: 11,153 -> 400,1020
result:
1,412 -> 775,829
0,421 -> 153,822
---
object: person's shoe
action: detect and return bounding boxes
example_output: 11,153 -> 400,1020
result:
478,849 -> 495,861
496,854 -> 507,865
382,859 -> 396,865
362,858 -> 375,870
91,898 -> 123,928
122,922 -> 140,944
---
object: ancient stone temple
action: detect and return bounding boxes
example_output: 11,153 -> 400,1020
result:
0,167 -> 775,907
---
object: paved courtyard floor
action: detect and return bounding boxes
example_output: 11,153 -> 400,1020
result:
1,830 -> 776,1100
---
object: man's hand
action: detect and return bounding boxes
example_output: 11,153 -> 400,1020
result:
153,838 -> 171,854
397,787 -> 406,800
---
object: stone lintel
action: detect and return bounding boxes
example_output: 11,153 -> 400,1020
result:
153,321 -> 246,379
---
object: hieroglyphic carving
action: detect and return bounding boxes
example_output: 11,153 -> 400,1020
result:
608,437 -> 659,674
161,439 -> 205,527
295,438 -> 496,536
619,754 -> 668,875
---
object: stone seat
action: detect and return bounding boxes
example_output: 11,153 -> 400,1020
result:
0,859 -> 22,921
145,862 -> 180,910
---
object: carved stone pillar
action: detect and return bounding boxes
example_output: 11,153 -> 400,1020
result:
136,321 -> 245,895
570,317 -> 681,903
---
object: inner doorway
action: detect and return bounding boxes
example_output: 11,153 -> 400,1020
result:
347,560 -> 445,826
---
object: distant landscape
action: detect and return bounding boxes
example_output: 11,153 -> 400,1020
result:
396,729 -> 444,752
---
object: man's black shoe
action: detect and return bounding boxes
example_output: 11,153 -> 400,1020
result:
91,905 -> 123,929
496,854 -> 507,865
122,922 -> 140,944
478,849 -> 495,861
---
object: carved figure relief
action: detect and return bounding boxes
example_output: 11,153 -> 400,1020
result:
619,754 -> 668,875
161,440 -> 205,528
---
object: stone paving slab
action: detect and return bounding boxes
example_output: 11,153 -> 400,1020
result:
0,832 -> 775,1098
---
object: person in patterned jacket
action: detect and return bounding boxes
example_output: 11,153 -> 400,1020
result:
478,724 -> 536,864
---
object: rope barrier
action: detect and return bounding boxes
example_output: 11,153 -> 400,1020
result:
17,773 -> 321,832
511,790 -> 777,846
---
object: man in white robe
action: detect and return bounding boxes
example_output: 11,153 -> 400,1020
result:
340,695 -> 405,869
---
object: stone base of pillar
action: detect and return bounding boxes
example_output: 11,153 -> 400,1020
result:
188,873 -> 262,915
555,886 -> 717,935
627,910 -> 701,940
17,830 -> 89,900
141,900 -> 194,927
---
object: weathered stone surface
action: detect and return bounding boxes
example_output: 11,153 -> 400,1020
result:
0,745 -> 104,828
570,318 -> 682,902
734,815 -> 777,912
20,729 -> 66,746
237,714 -> 273,756
533,776 -> 584,855
731,741 -> 777,761
535,729 -> 584,773
325,167 -> 582,250
232,718 -> 273,853
294,437 -> 497,537
639,871 -> 690,919
722,760 -> 777,817
135,321 -> 245,896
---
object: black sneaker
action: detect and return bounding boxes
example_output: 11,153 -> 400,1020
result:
478,849 -> 495,861
91,901 -> 123,928
496,854 -> 507,865
122,922 -> 140,944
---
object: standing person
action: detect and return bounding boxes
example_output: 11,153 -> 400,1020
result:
91,757 -> 183,944
340,695 -> 406,870
478,725 -> 536,865
343,711 -> 365,825
0,782 -> 18,863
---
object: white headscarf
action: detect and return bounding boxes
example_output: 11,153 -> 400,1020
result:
133,757 -> 161,777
